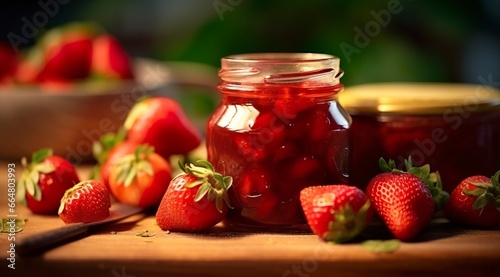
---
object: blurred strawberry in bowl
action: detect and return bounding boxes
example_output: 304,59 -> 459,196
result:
15,23 -> 96,85
14,22 -> 134,90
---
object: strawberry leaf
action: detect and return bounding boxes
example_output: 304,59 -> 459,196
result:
463,188 -> 487,197
114,144 -> 155,187
138,160 -> 154,176
404,156 -> 413,170
378,158 -> 393,173
215,196 -> 224,213
25,177 -> 36,198
491,170 -> 500,188
16,178 -> 26,204
90,131 -> 125,179
33,180 -> 42,201
194,183 -> 210,202
123,166 -> 138,187
195,160 -> 215,172
472,194 -> 488,212
31,148 -> 53,164
361,239 -> 400,253
324,200 -> 371,243
1,219 -> 27,233
134,230 -> 156,237
35,163 -> 55,174
222,176 -> 233,190
408,164 -> 430,181
184,179 -> 205,188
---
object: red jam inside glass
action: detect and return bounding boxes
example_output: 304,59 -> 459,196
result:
340,83 -> 500,193
206,54 -> 350,230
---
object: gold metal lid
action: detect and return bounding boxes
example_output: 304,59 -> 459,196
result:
338,83 -> 500,115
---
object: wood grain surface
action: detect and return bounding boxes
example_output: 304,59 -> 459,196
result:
1,162 -> 499,277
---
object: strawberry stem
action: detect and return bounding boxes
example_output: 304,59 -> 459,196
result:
181,160 -> 233,213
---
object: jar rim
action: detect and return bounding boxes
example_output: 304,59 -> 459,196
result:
222,53 -> 339,63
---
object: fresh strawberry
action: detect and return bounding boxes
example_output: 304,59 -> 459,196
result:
91,34 -> 134,79
16,23 -> 96,84
109,145 -> 171,209
156,160 -> 232,232
300,185 -> 373,243
17,148 -> 80,215
365,157 -> 447,241
124,97 -> 202,159
58,180 -> 111,224
444,170 -> 500,228
37,37 -> 93,82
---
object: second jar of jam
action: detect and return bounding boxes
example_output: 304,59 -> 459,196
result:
206,53 -> 351,230
339,83 -> 500,193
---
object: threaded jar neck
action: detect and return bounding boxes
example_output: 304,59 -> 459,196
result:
218,53 -> 344,94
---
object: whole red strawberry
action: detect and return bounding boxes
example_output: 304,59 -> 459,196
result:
300,185 -> 373,243
444,170 -> 500,228
124,97 -> 202,160
58,180 -> 111,224
365,157 -> 445,241
156,160 -> 232,232
109,145 -> 172,209
18,148 -> 80,215
16,23 -> 96,84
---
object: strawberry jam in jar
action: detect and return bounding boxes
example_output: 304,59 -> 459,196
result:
206,53 -> 351,230
339,83 -> 500,193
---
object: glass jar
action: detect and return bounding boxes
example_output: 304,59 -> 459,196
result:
206,53 -> 351,231
339,83 -> 500,193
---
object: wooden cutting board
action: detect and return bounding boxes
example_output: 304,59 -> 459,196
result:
1,163 -> 499,277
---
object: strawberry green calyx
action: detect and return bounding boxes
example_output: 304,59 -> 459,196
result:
180,160 -> 233,213
57,181 -> 84,214
379,156 -> 449,212
115,145 -> 154,187
324,199 -> 371,243
90,129 -> 126,179
17,148 -> 55,203
466,170 -> 500,213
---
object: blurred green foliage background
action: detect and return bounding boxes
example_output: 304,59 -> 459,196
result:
1,0 -> 499,87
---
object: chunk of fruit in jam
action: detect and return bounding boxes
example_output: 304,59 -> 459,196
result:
235,165 -> 272,208
207,89 -> 350,227
274,97 -> 316,119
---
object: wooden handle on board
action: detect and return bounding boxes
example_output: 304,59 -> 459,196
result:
17,223 -> 88,255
